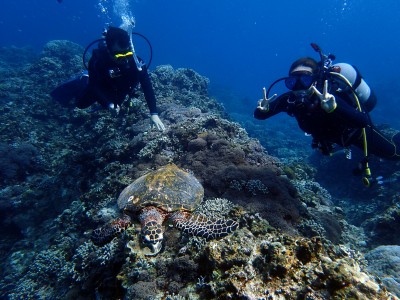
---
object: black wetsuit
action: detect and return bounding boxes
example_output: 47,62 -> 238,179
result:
76,46 -> 157,114
254,89 -> 400,160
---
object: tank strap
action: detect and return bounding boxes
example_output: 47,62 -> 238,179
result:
351,65 -> 363,90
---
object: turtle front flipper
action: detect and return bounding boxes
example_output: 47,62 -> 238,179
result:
91,217 -> 131,246
170,211 -> 239,240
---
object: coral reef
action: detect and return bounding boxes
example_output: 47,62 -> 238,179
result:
114,206 -> 394,299
366,245 -> 400,297
0,142 -> 41,184
361,194 -> 400,247
0,41 -> 397,299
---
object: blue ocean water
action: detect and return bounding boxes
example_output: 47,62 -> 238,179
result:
1,0 -> 400,123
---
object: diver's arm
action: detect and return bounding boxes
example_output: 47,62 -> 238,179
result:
333,95 -> 370,128
138,65 -> 165,131
254,94 -> 289,120
138,65 -> 157,114
312,80 -> 369,127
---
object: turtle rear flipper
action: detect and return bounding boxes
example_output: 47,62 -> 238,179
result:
91,218 -> 131,246
171,211 -> 239,240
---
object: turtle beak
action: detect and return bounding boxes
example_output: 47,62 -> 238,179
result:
141,222 -> 164,256
143,238 -> 163,256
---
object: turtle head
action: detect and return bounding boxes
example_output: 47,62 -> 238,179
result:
138,206 -> 166,256
141,220 -> 164,255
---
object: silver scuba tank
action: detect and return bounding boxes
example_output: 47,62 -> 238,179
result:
332,63 -> 377,112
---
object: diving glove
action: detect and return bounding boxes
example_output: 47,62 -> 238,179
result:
312,80 -> 337,113
257,87 -> 277,112
150,114 -> 166,131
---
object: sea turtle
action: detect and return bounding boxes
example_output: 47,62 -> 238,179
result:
91,164 -> 238,255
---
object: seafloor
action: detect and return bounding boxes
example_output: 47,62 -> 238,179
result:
0,40 -> 399,299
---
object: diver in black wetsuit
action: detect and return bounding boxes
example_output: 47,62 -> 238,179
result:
254,46 -> 400,186
51,26 -> 165,131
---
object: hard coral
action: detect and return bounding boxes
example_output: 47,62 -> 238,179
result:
366,245 -> 400,297
201,219 -> 391,300
362,202 -> 400,246
0,142 -> 41,183
187,137 -> 207,152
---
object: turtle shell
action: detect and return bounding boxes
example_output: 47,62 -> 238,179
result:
118,164 -> 204,213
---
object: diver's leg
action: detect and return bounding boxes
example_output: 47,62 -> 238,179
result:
75,88 -> 96,109
51,72 -> 89,108
364,127 -> 400,160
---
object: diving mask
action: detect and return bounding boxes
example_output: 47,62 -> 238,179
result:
285,73 -> 315,91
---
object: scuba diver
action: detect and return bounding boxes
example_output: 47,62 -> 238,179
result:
254,43 -> 400,186
51,26 -> 165,131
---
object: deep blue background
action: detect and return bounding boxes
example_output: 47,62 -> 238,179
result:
1,0 -> 400,126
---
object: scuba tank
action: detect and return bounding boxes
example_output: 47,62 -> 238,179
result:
331,62 -> 377,112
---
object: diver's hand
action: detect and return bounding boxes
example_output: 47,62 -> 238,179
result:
150,114 -> 166,131
312,80 -> 337,113
257,87 -> 277,112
